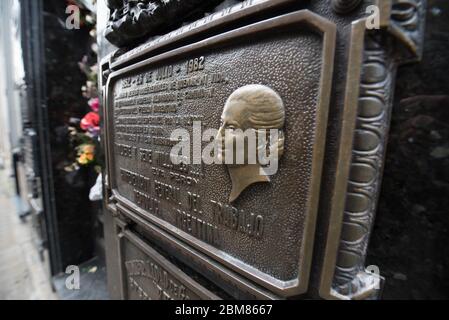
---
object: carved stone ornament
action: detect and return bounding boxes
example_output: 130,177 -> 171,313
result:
100,0 -> 426,300
104,0 -> 225,47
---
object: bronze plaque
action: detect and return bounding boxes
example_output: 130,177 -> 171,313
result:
106,10 -> 336,297
121,230 -> 219,300
102,0 -> 426,300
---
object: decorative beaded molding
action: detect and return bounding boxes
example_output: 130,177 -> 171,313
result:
328,0 -> 426,300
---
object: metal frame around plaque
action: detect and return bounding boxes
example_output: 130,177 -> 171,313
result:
100,0 -> 426,300
105,10 -> 336,298
319,0 -> 426,300
114,216 -> 221,300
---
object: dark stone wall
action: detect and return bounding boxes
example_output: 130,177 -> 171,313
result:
366,0 -> 449,299
43,0 -> 96,269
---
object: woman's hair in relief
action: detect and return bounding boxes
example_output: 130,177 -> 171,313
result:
226,84 -> 285,130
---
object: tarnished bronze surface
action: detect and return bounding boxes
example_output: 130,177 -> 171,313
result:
105,9 -> 336,297
100,0 -> 426,299
118,224 -> 220,300
216,84 -> 286,203
319,0 -> 427,300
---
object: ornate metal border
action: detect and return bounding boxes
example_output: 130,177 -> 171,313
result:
319,0 -> 426,300
115,218 -> 221,300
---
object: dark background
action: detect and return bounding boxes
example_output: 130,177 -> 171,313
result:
43,0 -> 97,268
366,0 -> 449,299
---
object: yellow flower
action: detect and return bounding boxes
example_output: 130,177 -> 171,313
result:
76,143 -> 96,165
82,144 -> 95,154
78,153 -> 88,165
